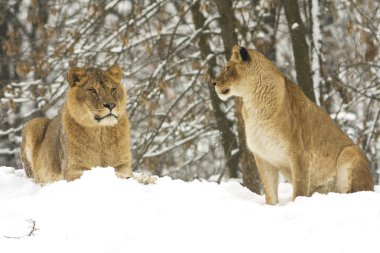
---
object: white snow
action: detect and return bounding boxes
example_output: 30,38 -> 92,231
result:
291,22 -> 299,30
1,166 -> 380,253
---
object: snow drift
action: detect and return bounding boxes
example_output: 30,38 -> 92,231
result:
1,166 -> 380,253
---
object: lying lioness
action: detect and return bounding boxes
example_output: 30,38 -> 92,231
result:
21,65 -> 133,183
214,45 -> 374,204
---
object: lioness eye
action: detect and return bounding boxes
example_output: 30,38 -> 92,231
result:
88,88 -> 97,94
111,88 -> 117,94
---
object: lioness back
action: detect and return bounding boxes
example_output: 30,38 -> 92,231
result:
20,65 -> 132,183
214,45 -> 374,205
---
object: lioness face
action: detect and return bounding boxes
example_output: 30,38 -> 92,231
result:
214,45 -> 252,101
66,65 -> 127,127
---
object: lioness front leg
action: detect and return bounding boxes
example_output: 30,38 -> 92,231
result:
255,155 -> 279,205
64,166 -> 89,181
115,164 -> 133,179
290,156 -> 310,200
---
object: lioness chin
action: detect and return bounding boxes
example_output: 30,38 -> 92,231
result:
20,65 -> 134,183
214,45 -> 374,205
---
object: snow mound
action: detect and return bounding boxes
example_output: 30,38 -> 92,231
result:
1,166 -> 380,253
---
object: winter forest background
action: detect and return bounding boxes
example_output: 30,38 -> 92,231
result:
0,0 -> 379,192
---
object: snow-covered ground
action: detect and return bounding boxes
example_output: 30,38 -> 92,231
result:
1,166 -> 380,253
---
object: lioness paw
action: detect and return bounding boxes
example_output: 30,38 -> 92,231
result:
116,171 -> 132,179
133,174 -> 157,185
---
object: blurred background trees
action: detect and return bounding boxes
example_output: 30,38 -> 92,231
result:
0,0 -> 379,189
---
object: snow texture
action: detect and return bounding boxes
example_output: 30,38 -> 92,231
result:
1,166 -> 380,253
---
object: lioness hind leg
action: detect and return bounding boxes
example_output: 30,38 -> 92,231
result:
335,146 -> 374,193
20,118 -> 50,178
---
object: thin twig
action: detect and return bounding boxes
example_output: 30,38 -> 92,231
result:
3,219 -> 39,239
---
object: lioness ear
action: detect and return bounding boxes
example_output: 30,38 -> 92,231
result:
231,45 -> 251,63
107,65 -> 123,82
67,67 -> 88,87
239,47 -> 250,62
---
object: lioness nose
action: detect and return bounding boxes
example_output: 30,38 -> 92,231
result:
103,103 -> 116,110
212,81 -> 217,86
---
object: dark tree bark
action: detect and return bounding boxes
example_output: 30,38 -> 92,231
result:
0,4 -> 13,86
283,0 -> 316,103
213,0 -> 261,193
30,0 -> 49,80
190,1 -> 240,182
249,1 -> 278,62
0,2 -> 20,167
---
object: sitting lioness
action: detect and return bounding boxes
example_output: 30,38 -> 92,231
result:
214,45 -> 374,205
21,65 -> 133,183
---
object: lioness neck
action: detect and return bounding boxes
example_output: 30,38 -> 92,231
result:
242,70 -> 285,120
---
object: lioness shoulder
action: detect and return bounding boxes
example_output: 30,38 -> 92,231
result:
214,45 -> 374,205
21,65 -> 132,183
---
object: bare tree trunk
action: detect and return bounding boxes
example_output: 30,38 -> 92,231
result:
30,0 -> 49,81
0,4 -> 13,90
248,1 -> 279,62
0,2 -> 21,167
190,1 -> 240,182
213,0 -> 261,193
283,0 -> 316,103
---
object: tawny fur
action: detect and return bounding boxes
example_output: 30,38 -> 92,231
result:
20,65 -> 132,183
214,45 -> 374,205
